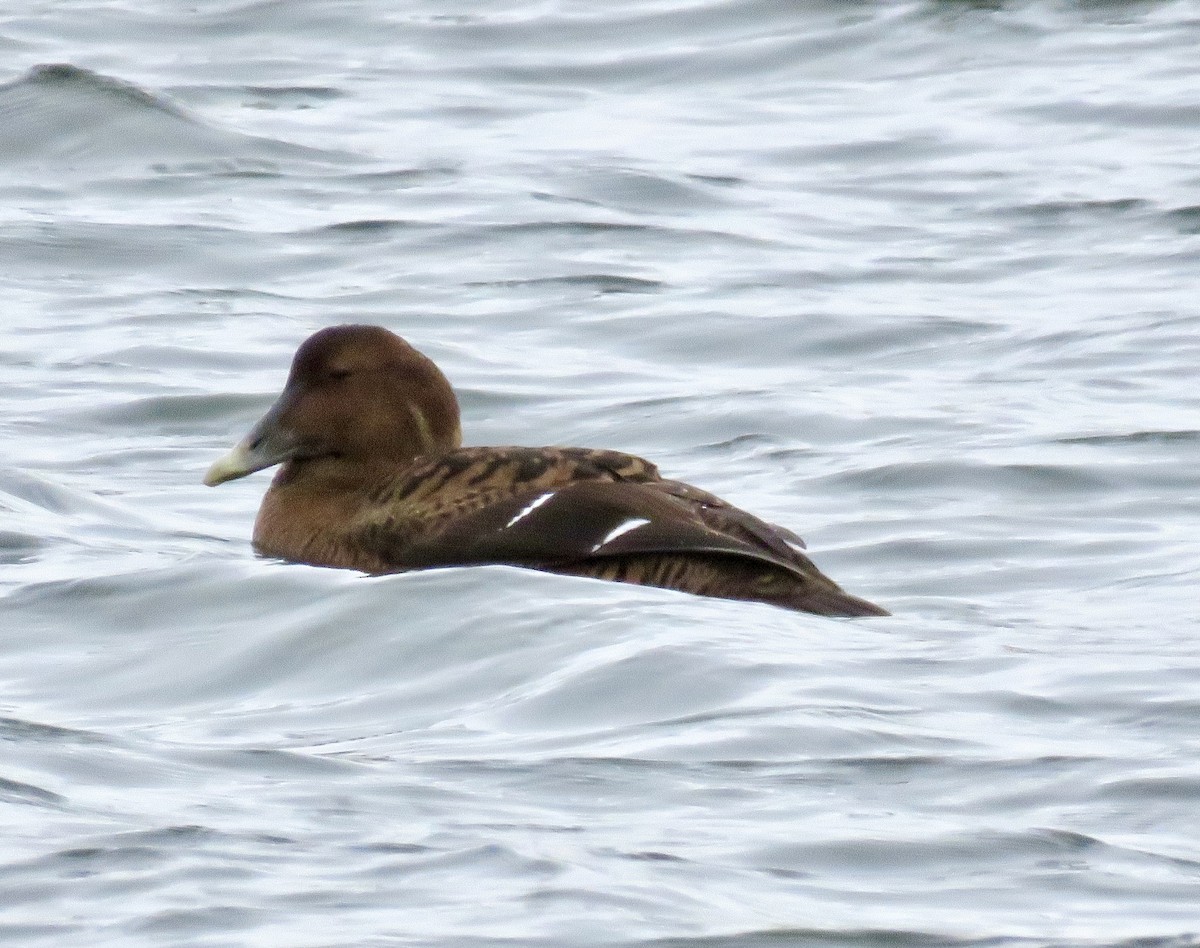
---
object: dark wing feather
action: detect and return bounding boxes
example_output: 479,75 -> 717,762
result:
652,478 -> 807,556
384,479 -> 802,574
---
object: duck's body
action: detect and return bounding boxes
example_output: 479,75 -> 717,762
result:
205,325 -> 887,617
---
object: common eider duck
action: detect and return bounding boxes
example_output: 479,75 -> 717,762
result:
205,325 -> 888,617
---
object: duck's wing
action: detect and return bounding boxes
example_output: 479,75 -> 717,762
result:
368,477 -> 802,574
358,446 -> 807,577
651,478 -> 808,558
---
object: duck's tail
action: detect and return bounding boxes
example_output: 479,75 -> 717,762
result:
555,553 -> 889,618
774,580 -> 890,617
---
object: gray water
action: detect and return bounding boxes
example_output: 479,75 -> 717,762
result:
2,2 -> 1199,945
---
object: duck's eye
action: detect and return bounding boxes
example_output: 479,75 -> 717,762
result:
326,368 -> 352,382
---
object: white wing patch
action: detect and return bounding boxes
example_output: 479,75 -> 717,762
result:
504,491 -> 556,528
593,517 -> 651,552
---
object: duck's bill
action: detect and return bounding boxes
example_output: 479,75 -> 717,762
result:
204,391 -> 308,486
204,439 -> 268,486
204,426 -> 301,485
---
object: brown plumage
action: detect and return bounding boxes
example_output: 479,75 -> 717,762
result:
205,325 -> 888,617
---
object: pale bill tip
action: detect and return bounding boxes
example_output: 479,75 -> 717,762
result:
203,443 -> 252,487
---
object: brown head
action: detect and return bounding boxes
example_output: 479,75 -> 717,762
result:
204,325 -> 462,488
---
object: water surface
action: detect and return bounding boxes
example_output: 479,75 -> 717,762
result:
2,2 -> 1199,945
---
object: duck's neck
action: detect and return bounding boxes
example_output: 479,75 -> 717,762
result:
251,461 -> 397,572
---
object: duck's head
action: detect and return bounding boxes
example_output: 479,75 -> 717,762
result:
205,325 -> 462,487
